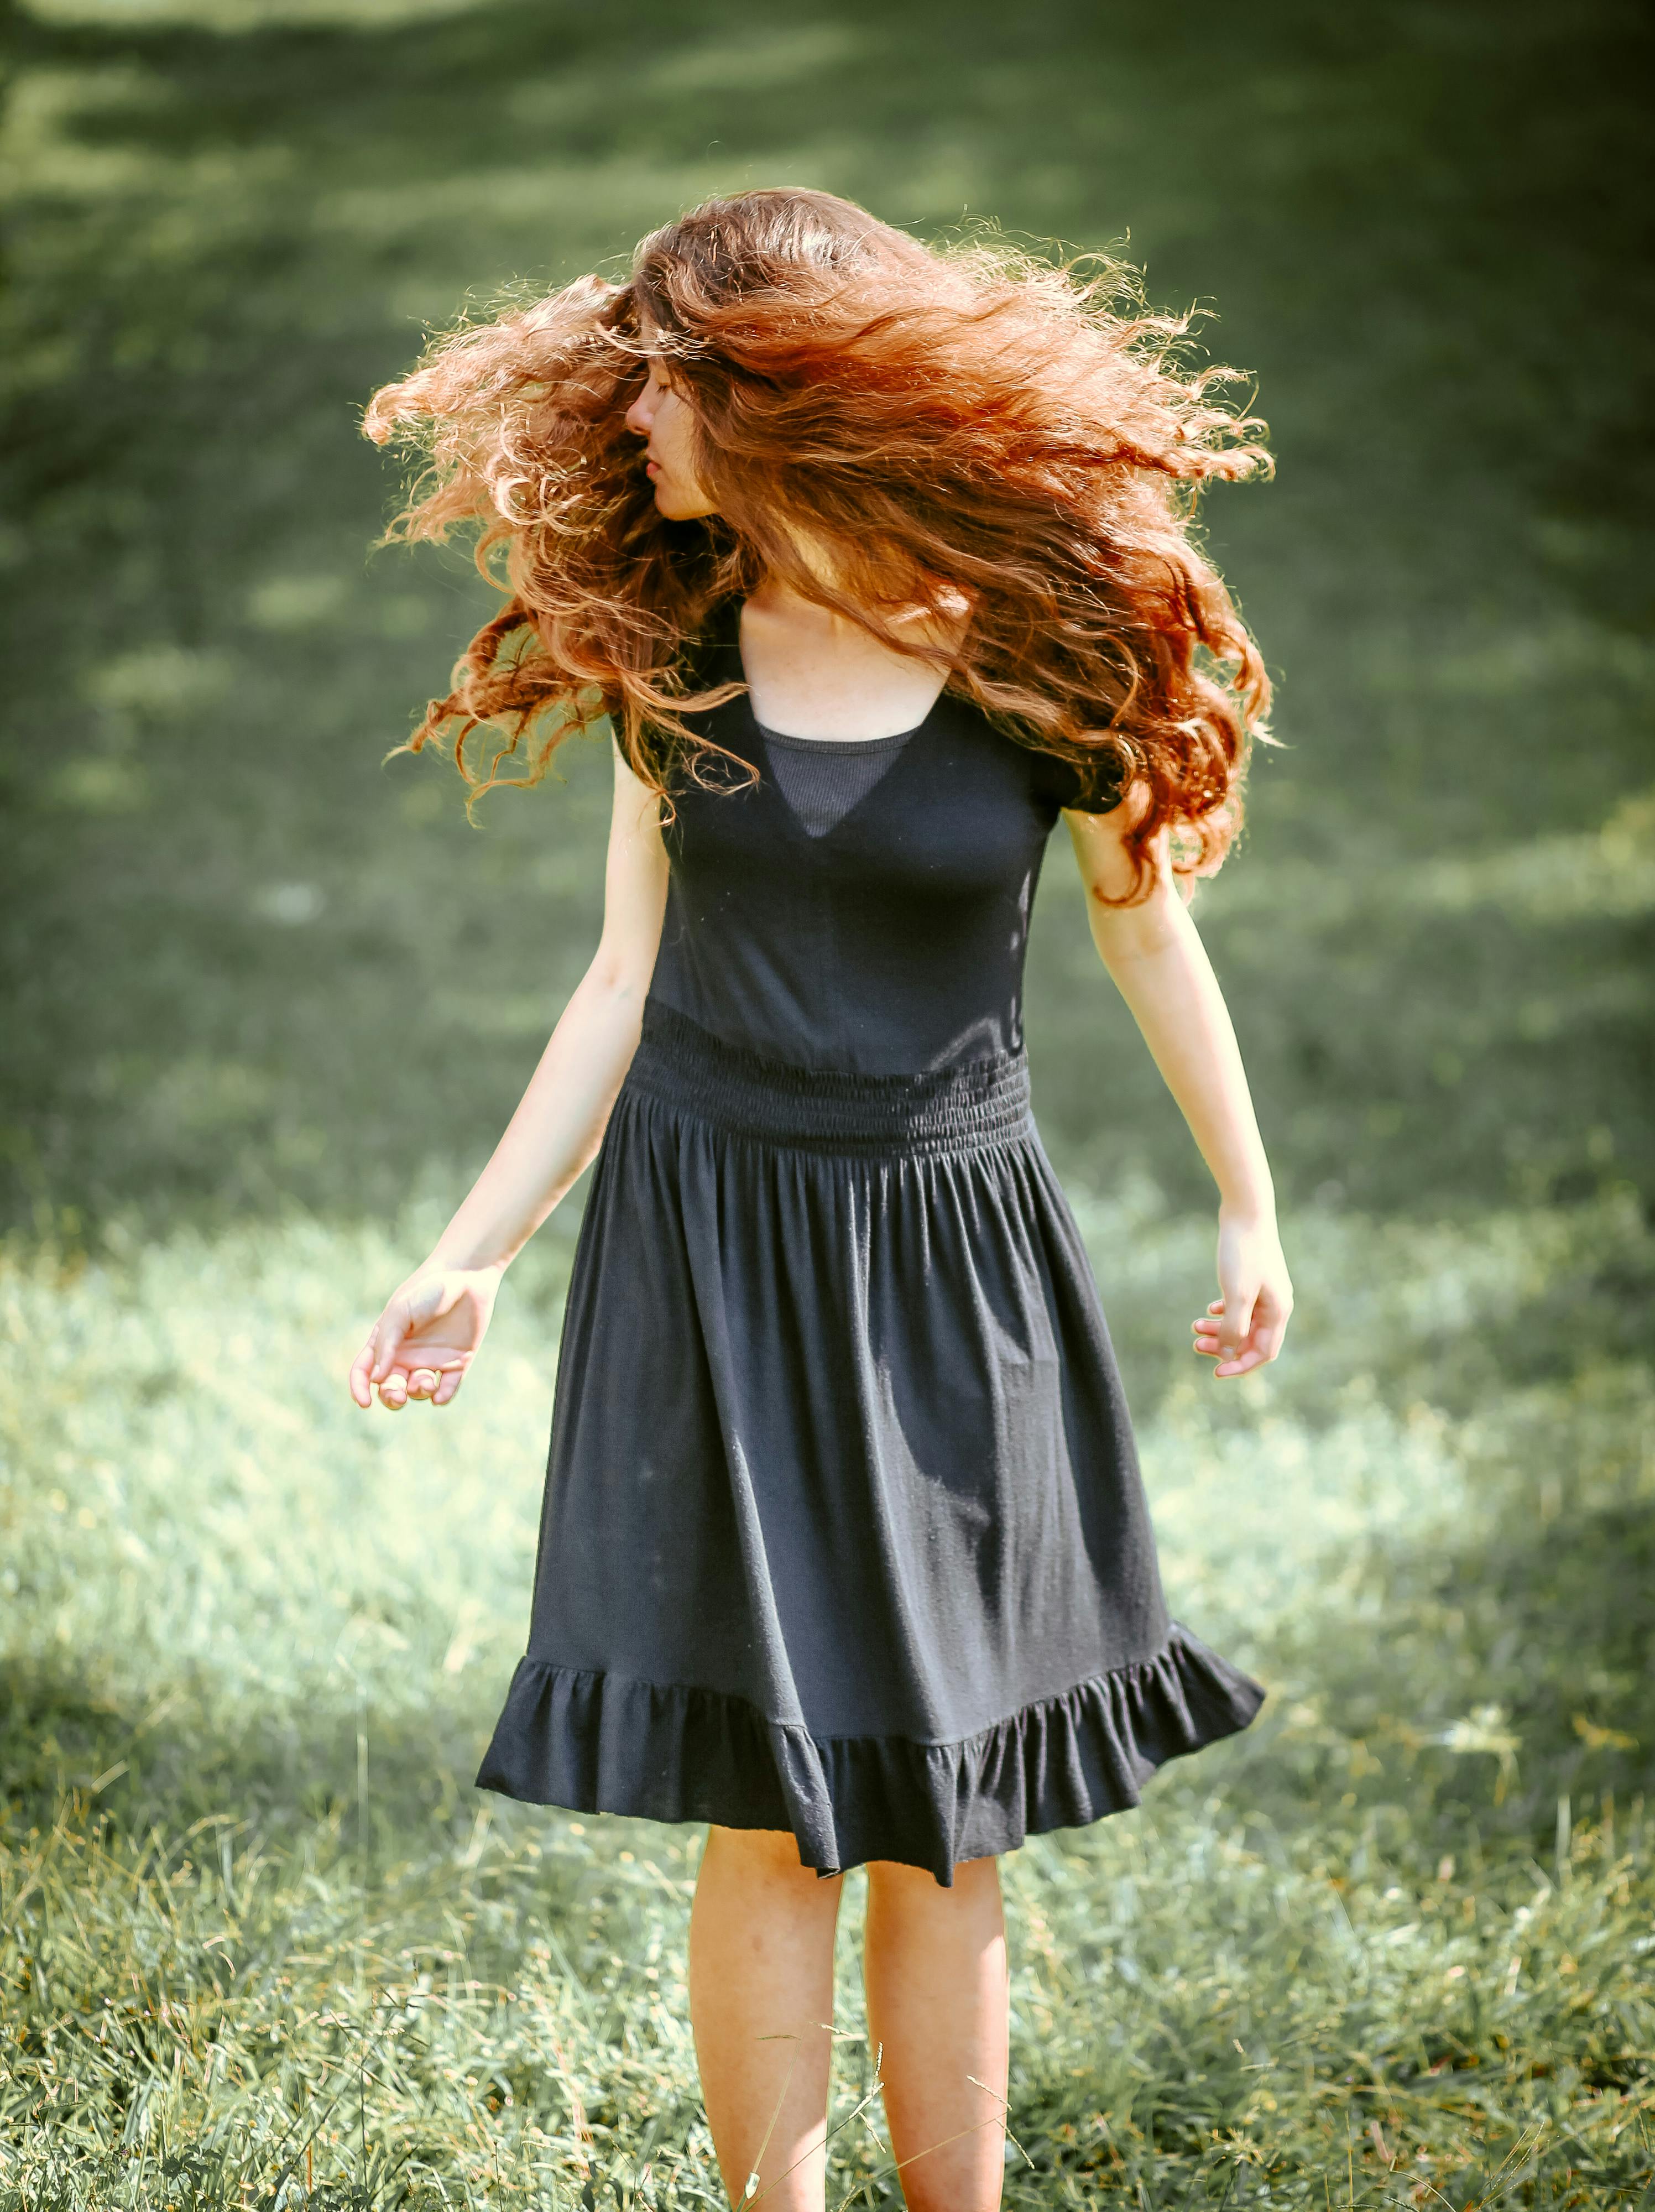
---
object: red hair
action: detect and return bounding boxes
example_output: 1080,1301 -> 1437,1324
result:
364,186 -> 1272,896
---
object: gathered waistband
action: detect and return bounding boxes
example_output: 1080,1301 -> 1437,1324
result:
624,1001 -> 1035,1159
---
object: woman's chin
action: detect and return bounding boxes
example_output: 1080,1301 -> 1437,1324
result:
652,482 -> 717,523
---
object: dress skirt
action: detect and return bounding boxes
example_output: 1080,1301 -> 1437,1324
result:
478,1000 -> 1264,1882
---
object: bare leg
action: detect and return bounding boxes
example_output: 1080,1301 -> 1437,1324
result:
690,1827 -> 844,2210
863,1855 -> 1009,2212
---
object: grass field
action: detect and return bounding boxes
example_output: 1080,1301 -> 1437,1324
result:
3,0 -> 1653,2203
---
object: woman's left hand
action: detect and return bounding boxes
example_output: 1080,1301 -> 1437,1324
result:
1193,1209 -> 1293,1379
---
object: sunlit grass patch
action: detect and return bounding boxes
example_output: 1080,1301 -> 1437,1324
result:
2,1204 -> 572,1820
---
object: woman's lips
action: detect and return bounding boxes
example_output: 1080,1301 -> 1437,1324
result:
645,458 -> 661,478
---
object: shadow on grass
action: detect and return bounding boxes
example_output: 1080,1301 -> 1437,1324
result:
1242,1441 -> 1655,1861
2,0 -> 1653,1237
0,1648 -> 491,1846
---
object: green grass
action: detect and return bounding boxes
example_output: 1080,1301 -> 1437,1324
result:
4,1194 -> 1653,2203
2,0 -> 1653,2202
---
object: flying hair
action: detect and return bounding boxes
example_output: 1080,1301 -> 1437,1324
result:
363,186 -> 1273,899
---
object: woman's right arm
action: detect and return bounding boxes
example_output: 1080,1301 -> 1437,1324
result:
349,743 -> 669,1412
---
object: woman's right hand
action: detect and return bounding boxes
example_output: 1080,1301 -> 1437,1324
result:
349,1265 -> 504,1411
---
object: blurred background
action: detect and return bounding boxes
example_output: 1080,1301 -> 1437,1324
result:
2,0 -> 1651,2203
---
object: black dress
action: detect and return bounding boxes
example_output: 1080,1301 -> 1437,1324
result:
478,615 -> 1264,1883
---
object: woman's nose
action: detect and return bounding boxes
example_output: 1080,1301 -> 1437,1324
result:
624,388 -> 654,437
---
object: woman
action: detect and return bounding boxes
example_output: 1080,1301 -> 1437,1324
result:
351,189 -> 1291,2212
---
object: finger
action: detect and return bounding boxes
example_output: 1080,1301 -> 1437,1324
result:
1216,1328 -> 1278,1378
433,1369 -> 464,1407
1218,1285 -> 1258,1363
349,1343 -> 377,1408
371,1305 -> 410,1384
377,1374 -> 409,1411
1244,1287 -> 1291,1366
408,1368 -> 440,1400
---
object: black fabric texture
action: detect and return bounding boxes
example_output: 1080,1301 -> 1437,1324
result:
760,722 -> 915,837
648,615 -> 1126,1076
477,615 -> 1264,1879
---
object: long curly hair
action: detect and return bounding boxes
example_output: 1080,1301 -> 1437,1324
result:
364,186 -> 1272,895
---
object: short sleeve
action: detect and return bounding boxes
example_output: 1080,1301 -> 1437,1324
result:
1030,744 -> 1126,816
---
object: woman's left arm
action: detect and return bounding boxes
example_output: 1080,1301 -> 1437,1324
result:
1066,799 -> 1293,1379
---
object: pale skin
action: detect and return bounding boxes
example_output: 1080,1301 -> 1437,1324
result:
351,352 -> 1292,2210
